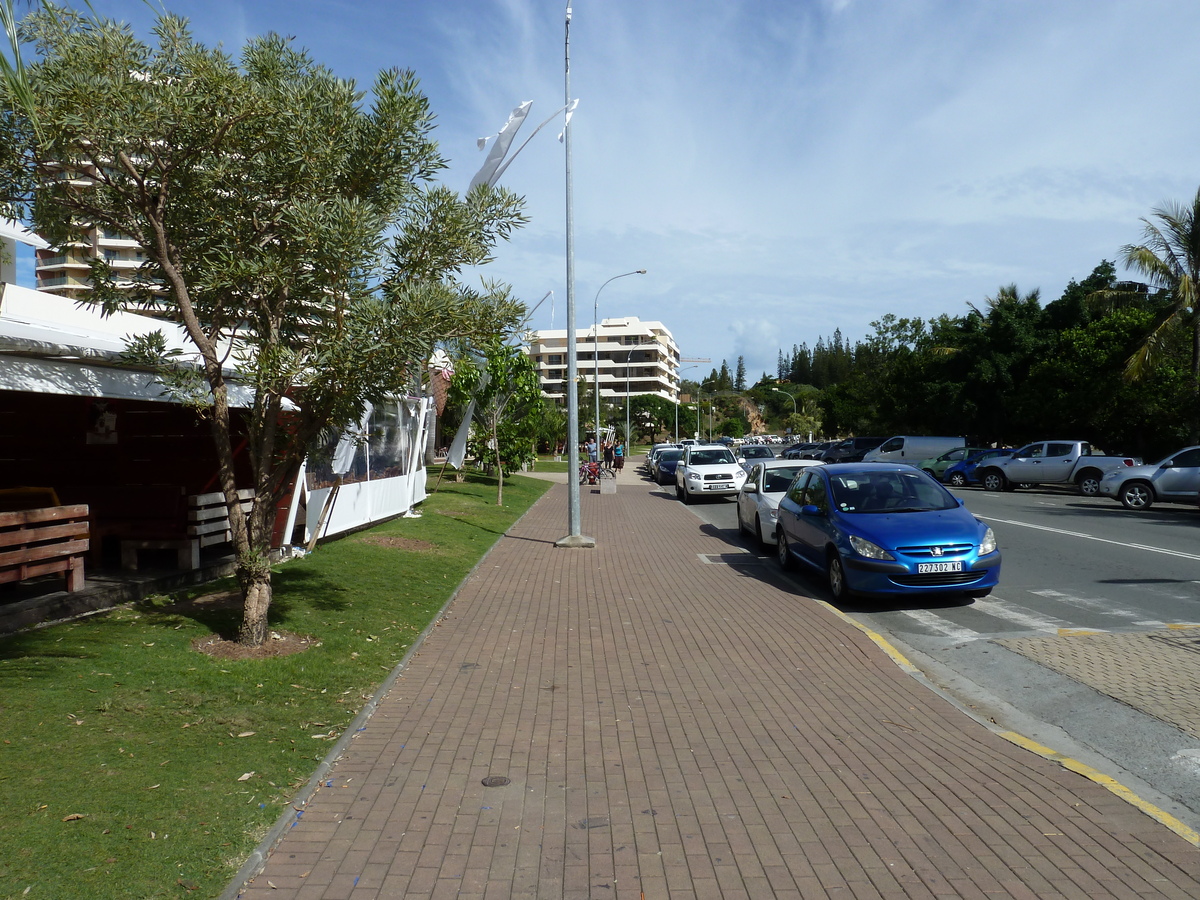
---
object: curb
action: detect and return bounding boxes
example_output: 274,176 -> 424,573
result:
817,599 -> 1200,848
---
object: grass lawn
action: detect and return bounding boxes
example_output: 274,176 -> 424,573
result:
0,472 -> 550,900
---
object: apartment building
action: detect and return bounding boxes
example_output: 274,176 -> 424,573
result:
35,225 -> 149,300
528,316 -> 680,404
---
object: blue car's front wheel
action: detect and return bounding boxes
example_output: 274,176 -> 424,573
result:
827,551 -> 850,601
777,532 -> 792,570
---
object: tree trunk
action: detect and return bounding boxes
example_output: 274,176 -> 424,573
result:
494,424 -> 504,506
237,563 -> 273,646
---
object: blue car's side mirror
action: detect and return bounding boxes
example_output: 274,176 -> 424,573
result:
957,497 -> 965,507
801,504 -> 822,516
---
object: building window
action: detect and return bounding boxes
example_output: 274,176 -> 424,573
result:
549,355 -> 563,365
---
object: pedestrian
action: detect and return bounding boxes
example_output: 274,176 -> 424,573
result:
586,437 -> 598,463
603,440 -> 614,470
614,440 -> 625,470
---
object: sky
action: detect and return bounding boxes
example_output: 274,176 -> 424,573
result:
19,0 -> 1200,382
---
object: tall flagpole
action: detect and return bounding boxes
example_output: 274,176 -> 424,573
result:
557,3 -> 594,548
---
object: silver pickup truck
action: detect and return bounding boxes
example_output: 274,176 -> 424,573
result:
976,440 -> 1138,496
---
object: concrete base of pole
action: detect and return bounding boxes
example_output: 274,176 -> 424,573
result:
554,534 -> 597,549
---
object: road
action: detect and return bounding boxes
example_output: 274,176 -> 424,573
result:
657,473 -> 1200,834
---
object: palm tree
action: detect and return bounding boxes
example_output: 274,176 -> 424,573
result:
1102,189 -> 1200,387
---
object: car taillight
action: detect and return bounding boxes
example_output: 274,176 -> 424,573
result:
1122,458 -> 1134,466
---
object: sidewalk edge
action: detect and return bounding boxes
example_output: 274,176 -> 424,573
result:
816,599 -> 1200,849
220,480 -> 555,899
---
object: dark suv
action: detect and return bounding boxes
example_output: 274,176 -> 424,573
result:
820,436 -> 886,463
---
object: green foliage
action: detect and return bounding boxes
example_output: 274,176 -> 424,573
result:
448,340 -> 543,502
0,5 -> 526,641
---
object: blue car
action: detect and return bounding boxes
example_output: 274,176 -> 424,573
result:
653,448 -> 685,485
775,463 -> 1000,601
942,448 -> 1015,487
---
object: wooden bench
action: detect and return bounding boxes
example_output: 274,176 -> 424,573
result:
0,505 -> 90,592
120,489 -> 253,571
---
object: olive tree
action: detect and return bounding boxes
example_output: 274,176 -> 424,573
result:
1,6 -> 526,645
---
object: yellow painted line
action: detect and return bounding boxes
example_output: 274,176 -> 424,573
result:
1057,628 -> 1104,636
1165,623 -> 1200,630
997,731 -> 1200,847
816,600 -> 920,673
819,599 -> 1200,848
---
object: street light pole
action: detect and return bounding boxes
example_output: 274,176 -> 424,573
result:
624,345 -> 636,449
771,387 -> 797,440
592,269 -> 646,446
556,3 -> 593,548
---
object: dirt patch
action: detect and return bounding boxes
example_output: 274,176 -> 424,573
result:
176,591 -> 321,660
192,630 -> 320,660
358,534 -> 437,552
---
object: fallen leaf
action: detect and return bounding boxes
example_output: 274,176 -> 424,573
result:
238,772 -> 254,782
147,784 -> 160,790
238,732 -> 255,738
62,813 -> 85,822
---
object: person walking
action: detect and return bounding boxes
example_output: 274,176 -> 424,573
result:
602,440 -> 615,470
614,440 -> 625,471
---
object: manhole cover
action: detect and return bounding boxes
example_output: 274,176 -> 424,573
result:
481,775 -> 510,787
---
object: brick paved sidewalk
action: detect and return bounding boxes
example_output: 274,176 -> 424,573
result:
236,466 -> 1200,899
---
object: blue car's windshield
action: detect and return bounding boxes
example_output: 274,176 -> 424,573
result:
829,471 -> 957,513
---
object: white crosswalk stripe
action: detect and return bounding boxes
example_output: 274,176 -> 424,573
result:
1030,589 -> 1147,622
970,598 -> 1071,633
896,608 -> 980,642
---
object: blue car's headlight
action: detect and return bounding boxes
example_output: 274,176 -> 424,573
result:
849,534 -> 894,560
979,527 -> 997,555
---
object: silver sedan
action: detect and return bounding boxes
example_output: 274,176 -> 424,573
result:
735,459 -> 825,546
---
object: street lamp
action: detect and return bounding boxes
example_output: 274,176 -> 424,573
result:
624,345 -> 636,450
592,269 -> 646,446
771,387 -> 797,415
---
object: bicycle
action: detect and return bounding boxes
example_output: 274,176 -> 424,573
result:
579,461 -> 600,485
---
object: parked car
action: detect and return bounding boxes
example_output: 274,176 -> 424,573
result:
775,463 -> 1001,600
780,442 -> 815,459
800,440 -> 837,460
943,449 -> 1015,487
976,440 -> 1138,496
675,444 -> 747,503
643,442 -> 678,474
1098,445 -> 1200,510
820,437 -> 885,463
862,436 -> 966,465
737,444 -> 776,472
736,459 -> 824,546
652,448 -> 685,484
916,446 -> 988,481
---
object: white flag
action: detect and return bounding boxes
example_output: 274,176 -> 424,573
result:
557,99 -> 579,142
469,101 -> 532,190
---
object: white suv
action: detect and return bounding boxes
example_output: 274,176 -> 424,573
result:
675,445 -> 747,504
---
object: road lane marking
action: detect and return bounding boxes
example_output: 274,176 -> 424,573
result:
979,516 -> 1200,563
896,608 -> 980,642
972,598 -> 1070,633
1031,589 -> 1146,621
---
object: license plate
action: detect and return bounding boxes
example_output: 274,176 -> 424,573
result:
704,484 -> 728,491
918,561 -> 963,573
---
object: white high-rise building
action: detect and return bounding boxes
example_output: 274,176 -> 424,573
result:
527,316 -> 680,404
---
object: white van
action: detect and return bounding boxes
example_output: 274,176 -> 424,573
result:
862,435 -> 965,464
